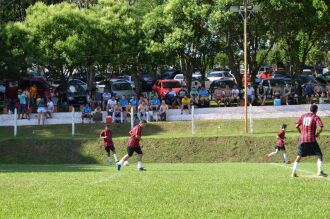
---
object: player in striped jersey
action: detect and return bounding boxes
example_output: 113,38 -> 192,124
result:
292,104 -> 327,177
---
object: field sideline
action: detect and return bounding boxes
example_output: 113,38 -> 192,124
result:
0,163 -> 329,218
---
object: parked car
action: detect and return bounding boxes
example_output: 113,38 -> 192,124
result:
161,69 -> 181,79
116,75 -> 135,89
57,80 -> 88,106
173,74 -> 185,85
192,69 -> 202,79
302,69 -> 313,76
152,79 -> 181,98
207,70 -> 233,82
140,72 -> 156,91
110,81 -> 136,99
69,79 -> 88,90
316,71 -> 330,83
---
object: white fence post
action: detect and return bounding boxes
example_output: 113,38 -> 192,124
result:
131,106 -> 134,129
14,108 -> 17,137
72,107 -> 75,136
249,104 -> 253,134
192,105 -> 195,136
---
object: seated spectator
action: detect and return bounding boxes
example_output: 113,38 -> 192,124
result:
293,81 -> 303,104
119,95 -> 129,120
272,83 -> 281,99
107,96 -> 117,116
159,100 -> 169,121
17,89 -> 28,119
93,88 -> 102,109
304,80 -> 314,104
81,103 -> 92,124
137,101 -> 148,121
150,96 -> 161,111
214,86 -> 224,107
129,95 -> 138,119
92,105 -> 103,122
231,85 -> 240,106
181,95 -> 191,114
177,85 -> 188,105
189,87 -> 199,105
165,88 -> 177,108
283,83 -> 293,105
113,102 -> 123,123
37,95 -> 47,125
246,83 -> 255,105
265,85 -> 273,100
257,84 -> 266,106
223,85 -> 232,106
314,82 -> 324,103
198,86 -> 209,107
149,90 -> 158,102
102,88 -> 112,111
46,98 -> 54,118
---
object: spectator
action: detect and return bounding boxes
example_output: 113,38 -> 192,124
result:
7,99 -> 16,114
214,86 -> 224,107
46,98 -> 54,118
293,81 -> 303,104
314,82 -> 324,103
137,101 -> 148,121
265,84 -> 273,100
223,85 -> 232,106
159,100 -> 168,121
37,95 -> 47,125
23,89 -> 31,117
189,87 -> 199,105
113,102 -> 123,123
81,103 -> 92,125
150,96 -> 160,111
304,80 -> 314,104
148,90 -> 158,102
181,95 -> 191,114
198,86 -> 209,107
246,83 -> 255,105
283,83 -> 293,105
326,82 -> 330,103
119,95 -> 129,121
29,84 -> 37,106
231,85 -> 240,106
177,85 -> 188,105
129,95 -> 138,110
93,88 -> 102,109
52,89 -> 59,112
257,84 -> 266,106
17,89 -> 28,119
272,83 -> 281,99
86,91 -> 93,106
107,96 -> 117,116
165,88 -> 177,108
92,105 -> 103,123
102,88 -> 112,111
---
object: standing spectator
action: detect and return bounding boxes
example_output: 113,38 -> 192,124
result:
304,80 -> 314,104
46,98 -> 54,118
113,102 -> 123,123
257,84 -> 266,106
23,89 -> 31,118
165,88 -> 177,108
223,85 -> 232,106
107,96 -> 117,115
86,90 -> 93,106
52,89 -> 59,112
198,86 -> 209,107
214,86 -> 224,107
272,83 -> 281,99
29,84 -> 37,106
102,88 -> 112,111
37,95 -> 47,125
17,89 -> 28,119
181,95 -> 191,114
159,100 -> 169,121
283,83 -> 292,105
246,83 -> 255,105
81,103 -> 92,124
119,95 -> 129,121
231,85 -> 240,106
314,82 -> 324,103
189,87 -> 199,105
93,88 -> 102,109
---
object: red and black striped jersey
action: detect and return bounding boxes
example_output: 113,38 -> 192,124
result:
296,113 -> 323,143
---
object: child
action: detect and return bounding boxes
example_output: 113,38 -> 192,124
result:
264,124 -> 290,164
100,125 -> 118,165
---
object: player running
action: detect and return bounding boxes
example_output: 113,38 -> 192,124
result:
292,104 -> 327,177
264,124 -> 290,164
116,120 -> 147,171
100,125 -> 118,165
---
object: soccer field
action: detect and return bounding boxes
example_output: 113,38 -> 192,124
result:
0,163 -> 329,218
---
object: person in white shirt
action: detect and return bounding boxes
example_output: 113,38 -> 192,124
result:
102,88 -> 112,110
107,96 -> 117,116
246,83 -> 255,105
231,85 -> 240,106
46,98 -> 54,118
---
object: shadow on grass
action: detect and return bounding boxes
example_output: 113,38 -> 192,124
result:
0,164 -> 103,173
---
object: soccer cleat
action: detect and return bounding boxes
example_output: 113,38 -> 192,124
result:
116,163 -> 121,171
285,160 -> 291,164
292,172 -> 298,177
317,171 -> 328,177
139,167 -> 146,171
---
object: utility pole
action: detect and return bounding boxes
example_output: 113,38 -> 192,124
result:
243,0 -> 248,133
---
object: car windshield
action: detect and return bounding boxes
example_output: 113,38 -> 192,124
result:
68,84 -> 85,93
213,81 -> 235,88
176,75 -> 184,79
112,83 -> 132,90
117,76 -> 129,81
209,72 -> 230,77
163,81 -> 181,88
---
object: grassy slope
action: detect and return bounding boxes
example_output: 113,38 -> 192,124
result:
1,118 -> 330,164
0,163 -> 329,218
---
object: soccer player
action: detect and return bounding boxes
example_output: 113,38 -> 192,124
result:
264,124 -> 289,164
116,120 -> 147,171
292,104 -> 327,177
100,125 -> 118,165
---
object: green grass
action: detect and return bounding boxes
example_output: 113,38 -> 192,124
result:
0,163 -> 329,218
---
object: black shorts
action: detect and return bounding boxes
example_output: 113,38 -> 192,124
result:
275,146 -> 286,151
127,146 -> 143,157
105,145 -> 115,153
297,142 -> 323,158
122,106 -> 126,112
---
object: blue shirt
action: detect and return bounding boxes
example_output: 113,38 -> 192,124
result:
18,93 -> 27,104
119,99 -> 129,106
199,89 -> 208,97
130,99 -> 138,107
151,98 -> 160,106
38,98 -> 45,107
93,92 -> 102,101
82,106 -> 91,113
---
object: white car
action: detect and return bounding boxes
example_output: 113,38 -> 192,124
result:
0,84 -> 5,94
173,74 -> 185,85
207,71 -> 233,82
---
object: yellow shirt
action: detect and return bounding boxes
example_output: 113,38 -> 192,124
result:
181,97 -> 190,105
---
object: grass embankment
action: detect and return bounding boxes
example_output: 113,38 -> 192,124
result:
1,117 -> 330,164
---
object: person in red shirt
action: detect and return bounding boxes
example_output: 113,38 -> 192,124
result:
292,104 -> 327,177
100,125 -> 118,165
264,124 -> 290,163
116,120 -> 147,171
